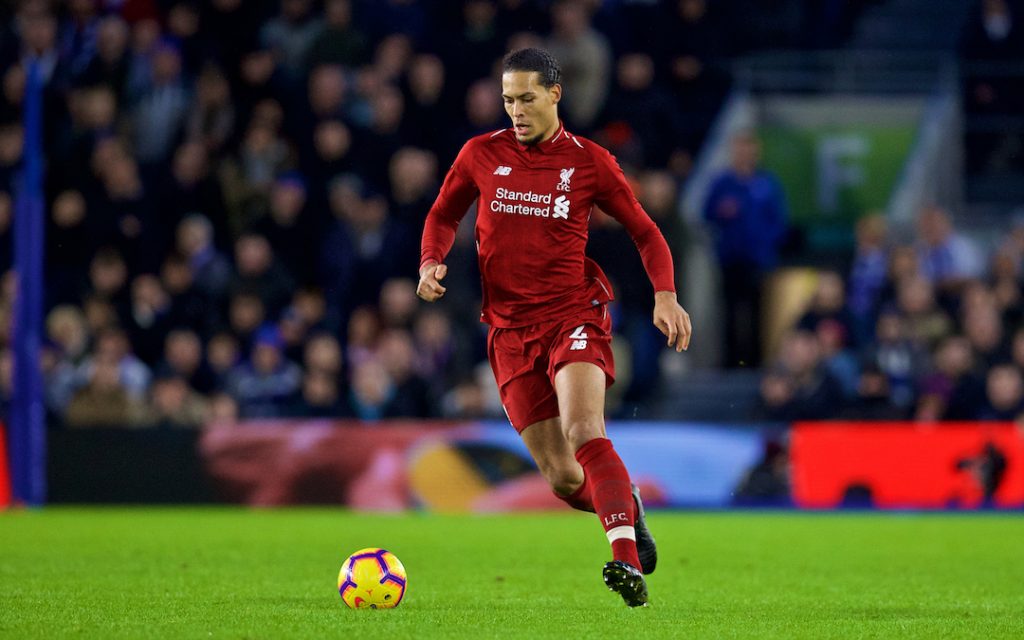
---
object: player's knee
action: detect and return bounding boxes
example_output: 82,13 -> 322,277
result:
536,460 -> 582,496
548,470 -> 583,497
561,416 -> 604,450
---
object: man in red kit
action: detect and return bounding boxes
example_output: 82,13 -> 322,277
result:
417,48 -> 691,607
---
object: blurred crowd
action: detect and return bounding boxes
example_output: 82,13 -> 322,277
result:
755,206 -> 1024,423
5,0 -> 1007,430
1,0 -> 821,428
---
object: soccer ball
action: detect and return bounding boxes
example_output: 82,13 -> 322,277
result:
338,547 -> 408,609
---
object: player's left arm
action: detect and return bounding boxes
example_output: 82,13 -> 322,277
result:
593,149 -> 691,352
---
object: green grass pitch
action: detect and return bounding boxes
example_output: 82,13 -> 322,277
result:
2,509 -> 1022,639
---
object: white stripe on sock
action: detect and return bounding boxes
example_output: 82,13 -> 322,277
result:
606,525 -> 636,543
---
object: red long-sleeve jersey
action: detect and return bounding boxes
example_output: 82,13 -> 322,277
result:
420,123 -> 675,328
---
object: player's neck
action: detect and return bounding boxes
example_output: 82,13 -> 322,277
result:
537,120 -> 560,144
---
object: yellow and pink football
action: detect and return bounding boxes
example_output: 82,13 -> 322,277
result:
338,548 -> 408,609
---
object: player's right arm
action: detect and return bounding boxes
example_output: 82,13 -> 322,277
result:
418,140 -> 481,302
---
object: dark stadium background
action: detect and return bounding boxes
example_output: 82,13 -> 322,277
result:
1,0 -> 1023,510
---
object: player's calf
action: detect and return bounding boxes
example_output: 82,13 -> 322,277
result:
574,437 -> 642,571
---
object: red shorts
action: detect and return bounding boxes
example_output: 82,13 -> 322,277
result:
487,304 -> 615,433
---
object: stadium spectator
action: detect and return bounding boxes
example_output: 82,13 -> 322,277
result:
753,365 -> 799,421
839,363 -> 907,421
175,214 -> 232,305
915,335 -> 985,421
40,338 -> 78,417
964,0 -> 1023,60
84,246 -> 130,321
226,289 -> 267,349
226,324 -> 302,418
413,307 -> 464,392
291,368 -> 344,418
147,373 -> 209,428
345,305 -> 381,372
545,0 -> 610,129
377,329 -> 435,418
655,0 -> 729,151
156,142 -> 229,249
895,275 -> 953,351
206,330 -> 241,389
260,0 -> 324,84
441,375 -> 491,420
290,285 -> 332,334
772,329 -> 843,420
47,190 -> 93,305
255,172 -> 316,283
796,271 -> 856,351
65,351 -> 149,427
346,357 -> 401,421
307,119 -> 354,201
915,206 -> 985,294
357,84 -> 406,188
456,77 -> 504,146
862,310 -> 926,412
815,315 -> 860,401
847,212 -> 889,343
306,0 -> 369,69
229,231 -> 295,316
0,123 -> 22,197
45,304 -> 90,373
76,326 -> 149,395
77,15 -> 131,100
439,0 -> 505,95
387,146 -> 438,225
208,390 -> 240,424
331,193 -> 416,309
978,363 -> 1024,420
127,37 -> 189,165
125,272 -> 173,365
184,64 -> 235,157
401,54 -> 450,154
159,253 -> 214,336
379,278 -> 419,331
159,328 -> 216,394
703,130 -> 788,367
963,302 -> 1008,370
303,332 -> 343,379
598,52 -> 679,168
14,4 -> 65,91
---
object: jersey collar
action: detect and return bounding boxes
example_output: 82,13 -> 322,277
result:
516,121 -> 567,154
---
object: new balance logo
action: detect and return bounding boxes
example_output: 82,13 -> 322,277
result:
569,325 -> 588,350
493,166 -> 512,176
553,195 -> 570,219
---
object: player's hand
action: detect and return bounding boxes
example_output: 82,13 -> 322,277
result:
653,291 -> 691,352
417,261 -> 447,302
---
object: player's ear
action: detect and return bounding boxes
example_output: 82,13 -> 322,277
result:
549,83 -> 561,104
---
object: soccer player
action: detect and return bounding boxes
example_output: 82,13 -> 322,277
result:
417,48 -> 691,607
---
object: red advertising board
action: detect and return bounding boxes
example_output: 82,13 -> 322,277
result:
791,422 -> 1024,509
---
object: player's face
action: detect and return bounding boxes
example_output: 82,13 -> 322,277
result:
501,71 -> 561,146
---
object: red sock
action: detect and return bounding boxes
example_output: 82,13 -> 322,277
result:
574,437 -> 640,570
553,473 -> 594,512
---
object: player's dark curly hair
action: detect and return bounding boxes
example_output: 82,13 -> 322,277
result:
502,48 -> 562,88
